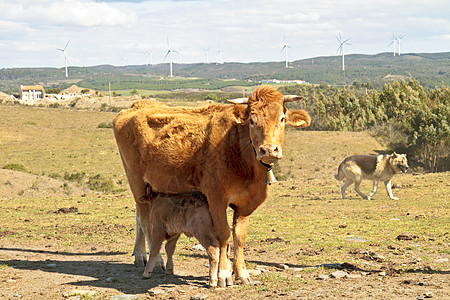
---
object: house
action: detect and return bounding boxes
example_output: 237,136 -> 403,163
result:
20,85 -> 45,102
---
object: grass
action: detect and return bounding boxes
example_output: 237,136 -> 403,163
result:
0,104 -> 449,298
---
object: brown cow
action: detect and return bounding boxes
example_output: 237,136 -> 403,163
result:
113,85 -> 311,287
139,189 -> 220,287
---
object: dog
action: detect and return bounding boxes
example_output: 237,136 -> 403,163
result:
335,152 -> 408,200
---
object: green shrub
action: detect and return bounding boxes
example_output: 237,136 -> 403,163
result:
48,103 -> 61,108
64,172 -> 86,184
97,122 -> 113,128
88,174 -> 114,192
3,163 -> 26,172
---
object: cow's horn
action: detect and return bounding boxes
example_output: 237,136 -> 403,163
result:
228,98 -> 249,104
283,95 -> 303,103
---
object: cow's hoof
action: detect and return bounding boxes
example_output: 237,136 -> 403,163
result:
165,269 -> 174,275
208,280 -> 218,288
226,276 -> 233,286
236,276 -> 253,285
152,264 -> 166,274
217,278 -> 226,288
142,273 -> 151,279
134,258 -> 147,267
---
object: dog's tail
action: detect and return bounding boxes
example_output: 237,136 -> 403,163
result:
335,163 -> 345,181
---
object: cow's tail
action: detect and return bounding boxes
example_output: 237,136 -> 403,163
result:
335,163 -> 345,181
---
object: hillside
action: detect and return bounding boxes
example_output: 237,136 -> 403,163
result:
0,52 -> 449,94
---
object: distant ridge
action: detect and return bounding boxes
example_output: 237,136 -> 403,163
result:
1,52 -> 449,94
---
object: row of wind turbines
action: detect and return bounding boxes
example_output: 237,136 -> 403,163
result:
57,33 -> 405,78
281,33 -> 405,71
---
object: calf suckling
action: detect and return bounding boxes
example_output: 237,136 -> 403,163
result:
138,188 -> 222,287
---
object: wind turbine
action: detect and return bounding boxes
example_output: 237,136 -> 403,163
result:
205,48 -> 210,64
396,34 -> 405,56
280,35 -> 291,68
57,40 -> 70,78
217,45 -> 223,64
336,33 -> 351,71
388,33 -> 397,56
164,38 -> 179,77
145,50 -> 153,66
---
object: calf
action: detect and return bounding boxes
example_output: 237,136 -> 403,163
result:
139,189 -> 221,287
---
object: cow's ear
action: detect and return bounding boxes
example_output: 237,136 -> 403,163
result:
286,109 -> 311,128
229,104 -> 248,125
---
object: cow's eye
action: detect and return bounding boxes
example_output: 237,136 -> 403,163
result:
280,116 -> 286,124
249,116 -> 257,127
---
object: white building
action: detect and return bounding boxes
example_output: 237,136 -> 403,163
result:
20,85 -> 45,102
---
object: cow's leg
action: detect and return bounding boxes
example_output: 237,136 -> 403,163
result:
122,165 -> 163,270
164,234 -> 180,275
208,204 -> 232,288
341,179 -> 352,199
233,212 -> 253,285
133,213 -> 147,267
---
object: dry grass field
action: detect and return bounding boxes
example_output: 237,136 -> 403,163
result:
0,105 -> 448,299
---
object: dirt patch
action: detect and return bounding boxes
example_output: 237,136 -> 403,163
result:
0,240 -> 448,299
0,169 -> 90,200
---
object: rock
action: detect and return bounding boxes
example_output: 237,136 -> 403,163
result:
110,295 -> 138,300
330,270 -> 348,278
424,291 -> 434,298
316,274 -> 329,280
295,274 -> 302,278
248,269 -> 262,276
190,294 -> 207,300
148,289 -> 167,296
435,258 -> 449,263
255,265 -> 269,272
396,233 -> 419,240
13,294 -> 22,298
345,273 -> 362,279
105,277 -> 117,283
46,263 -> 57,268
291,267 -> 304,272
322,263 -> 343,269
378,271 -> 386,276
63,290 -> 97,298
276,264 -> 289,270
190,244 -> 206,251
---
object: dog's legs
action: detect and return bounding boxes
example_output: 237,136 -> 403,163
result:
368,179 -> 379,200
354,179 -> 369,199
384,180 -> 398,200
341,179 -> 352,199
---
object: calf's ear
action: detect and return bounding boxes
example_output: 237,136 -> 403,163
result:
286,109 -> 311,128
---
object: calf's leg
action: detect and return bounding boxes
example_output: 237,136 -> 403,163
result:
164,234 -> 180,275
143,231 -> 165,278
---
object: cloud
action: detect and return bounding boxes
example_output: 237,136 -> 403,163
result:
0,0 -> 137,28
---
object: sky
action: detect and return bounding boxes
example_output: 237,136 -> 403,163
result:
1,0 -> 449,68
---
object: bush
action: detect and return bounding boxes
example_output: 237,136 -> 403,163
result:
88,174 -> 114,192
48,103 -> 61,109
3,163 -> 26,172
64,172 -> 86,184
98,122 -> 113,128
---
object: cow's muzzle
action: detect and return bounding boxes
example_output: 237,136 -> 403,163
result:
257,144 -> 282,167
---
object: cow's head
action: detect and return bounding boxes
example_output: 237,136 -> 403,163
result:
229,85 -> 311,167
